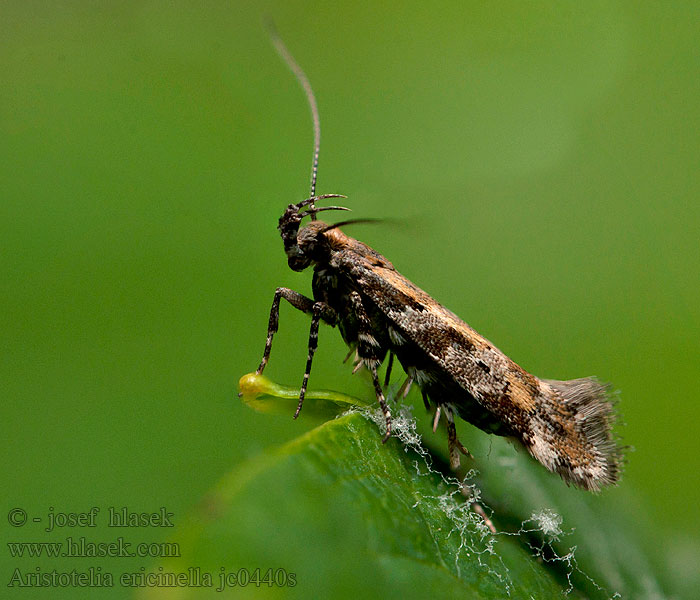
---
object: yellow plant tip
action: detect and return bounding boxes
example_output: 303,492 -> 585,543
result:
238,372 -> 274,398
238,372 -> 370,418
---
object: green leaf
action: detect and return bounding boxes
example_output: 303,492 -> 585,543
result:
141,377 -> 674,599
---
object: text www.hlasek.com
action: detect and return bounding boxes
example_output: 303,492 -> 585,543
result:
7,537 -> 180,558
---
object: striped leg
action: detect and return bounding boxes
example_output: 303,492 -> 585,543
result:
294,301 -> 332,418
443,404 -> 472,469
370,365 -> 392,442
347,291 -> 392,441
257,287 -> 335,375
383,351 -> 395,387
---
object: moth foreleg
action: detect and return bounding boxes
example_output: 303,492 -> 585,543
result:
294,301 -> 336,419
257,287 -> 335,375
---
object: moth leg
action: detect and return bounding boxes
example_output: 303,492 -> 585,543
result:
398,376 -> 414,400
347,291 -> 392,441
432,405 -> 441,432
444,404 -> 472,469
370,364 -> 392,442
459,483 -> 497,534
257,287 -> 335,374
420,388 -> 430,411
346,290 -> 383,371
471,501 -> 497,534
342,347 -> 356,364
294,301 -> 336,419
383,351 -> 394,387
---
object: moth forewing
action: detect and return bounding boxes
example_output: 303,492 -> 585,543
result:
327,227 -> 623,490
257,27 -> 623,491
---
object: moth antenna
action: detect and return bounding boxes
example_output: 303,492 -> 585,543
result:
267,19 -> 321,219
295,194 -> 347,210
298,206 -> 351,219
320,218 -> 383,233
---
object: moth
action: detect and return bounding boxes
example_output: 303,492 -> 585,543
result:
256,28 -> 623,491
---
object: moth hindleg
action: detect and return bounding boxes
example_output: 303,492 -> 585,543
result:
443,404 -> 472,469
370,365 -> 392,443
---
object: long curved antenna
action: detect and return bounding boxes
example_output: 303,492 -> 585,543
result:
320,219 -> 383,233
297,206 -> 350,219
295,194 -> 347,210
267,20 -> 321,220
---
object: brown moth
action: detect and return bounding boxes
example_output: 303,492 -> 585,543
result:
256,27 -> 623,491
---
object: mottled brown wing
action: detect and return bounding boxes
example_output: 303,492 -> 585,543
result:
328,242 -> 541,428
328,237 -> 623,491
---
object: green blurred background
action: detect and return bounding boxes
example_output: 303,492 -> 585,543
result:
2,1 -> 698,597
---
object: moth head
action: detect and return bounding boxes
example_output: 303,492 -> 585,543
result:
278,195 -> 349,271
